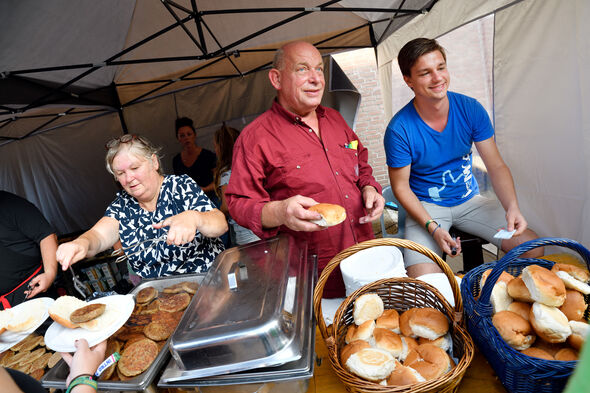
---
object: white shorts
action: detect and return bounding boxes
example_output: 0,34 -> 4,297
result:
403,195 -> 506,267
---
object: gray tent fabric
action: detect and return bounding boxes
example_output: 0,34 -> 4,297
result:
1,1 -> 437,234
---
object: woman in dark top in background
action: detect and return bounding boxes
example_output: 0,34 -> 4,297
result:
172,117 -> 219,206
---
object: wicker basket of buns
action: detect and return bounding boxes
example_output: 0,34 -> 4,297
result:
461,237 -> 590,393
313,238 -> 474,393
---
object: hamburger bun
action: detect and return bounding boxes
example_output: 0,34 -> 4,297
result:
386,360 -> 426,386
529,302 -> 571,343
340,340 -> 371,365
490,281 -> 513,313
404,344 -> 451,381
492,310 -> 535,350
418,333 -> 452,352
555,270 -> 590,295
370,328 -> 403,358
399,336 -> 419,362
345,324 -> 357,344
554,348 -> 578,361
480,269 -> 515,287
376,309 -> 400,333
345,347 -> 396,381
559,289 -> 587,321
7,299 -> 47,332
408,308 -> 449,340
507,277 -> 534,303
351,320 -> 375,342
0,309 -> 12,334
353,293 -> 384,325
520,347 -> 553,360
507,302 -> 532,321
531,339 -> 563,357
551,263 -> 590,283
522,265 -> 566,307
308,203 -> 346,227
567,320 -> 589,350
49,296 -> 87,329
400,309 -> 417,338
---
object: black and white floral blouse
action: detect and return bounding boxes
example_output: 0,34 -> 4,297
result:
105,174 -> 224,277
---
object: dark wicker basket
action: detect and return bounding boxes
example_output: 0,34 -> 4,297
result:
461,237 -> 590,393
313,238 -> 474,393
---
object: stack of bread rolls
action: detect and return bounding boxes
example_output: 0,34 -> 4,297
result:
340,293 -> 454,386
485,263 -> 590,360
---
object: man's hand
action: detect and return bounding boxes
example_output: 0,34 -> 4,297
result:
263,195 -> 325,232
359,186 -> 385,224
25,272 -> 54,299
505,206 -> 528,236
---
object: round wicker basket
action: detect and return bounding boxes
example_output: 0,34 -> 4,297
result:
313,238 -> 474,393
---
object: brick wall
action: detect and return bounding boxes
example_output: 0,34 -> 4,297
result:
332,15 -> 494,189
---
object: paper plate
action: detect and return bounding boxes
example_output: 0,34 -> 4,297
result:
44,294 -> 135,352
0,297 -> 54,352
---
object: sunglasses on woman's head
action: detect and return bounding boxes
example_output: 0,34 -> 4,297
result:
105,134 -> 139,149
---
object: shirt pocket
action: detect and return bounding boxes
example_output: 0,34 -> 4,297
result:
337,145 -> 360,184
273,152 -> 323,194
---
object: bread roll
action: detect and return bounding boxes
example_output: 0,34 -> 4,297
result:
399,309 -> 417,338
480,269 -> 515,287
492,310 -> 535,350
6,299 -> 46,332
529,302 -> 571,343
370,328 -> 403,359
345,348 -> 396,381
376,309 -> 400,334
507,277 -> 534,303
520,347 -> 553,360
507,302 -> 531,321
408,308 -> 449,340
555,271 -> 590,295
567,320 -> 589,350
490,281 -> 513,313
554,348 -> 578,361
345,324 -> 357,344
350,320 -> 375,342
559,289 -> 586,321
353,293 -> 384,325
308,203 -> 346,227
551,263 -> 590,283
340,340 -> 371,365
49,296 -> 87,329
404,344 -> 451,381
418,333 -> 452,352
386,359 -> 426,386
0,309 -> 12,334
522,265 -> 566,307
399,336 -> 418,362
531,339 -> 563,357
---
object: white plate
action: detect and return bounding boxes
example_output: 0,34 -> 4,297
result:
44,294 -> 135,352
0,297 -> 54,352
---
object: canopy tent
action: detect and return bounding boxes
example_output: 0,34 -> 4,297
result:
0,0 -> 437,234
377,0 -> 590,247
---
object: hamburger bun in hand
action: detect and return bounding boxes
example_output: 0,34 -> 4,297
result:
308,203 -> 346,227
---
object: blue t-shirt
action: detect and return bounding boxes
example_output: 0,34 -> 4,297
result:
384,92 -> 494,207
105,174 -> 224,277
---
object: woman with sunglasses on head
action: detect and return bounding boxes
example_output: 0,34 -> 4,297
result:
56,134 -> 227,278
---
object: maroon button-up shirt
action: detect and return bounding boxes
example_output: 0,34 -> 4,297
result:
226,101 -> 382,298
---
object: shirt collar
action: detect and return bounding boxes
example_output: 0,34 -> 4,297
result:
270,99 -> 326,124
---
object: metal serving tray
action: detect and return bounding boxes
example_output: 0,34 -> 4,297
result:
164,234 -> 313,381
41,274 -> 205,392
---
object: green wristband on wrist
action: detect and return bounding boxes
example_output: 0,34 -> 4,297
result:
66,375 -> 97,393
425,219 -> 437,231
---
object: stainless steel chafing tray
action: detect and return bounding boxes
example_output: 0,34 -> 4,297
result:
163,234 -> 314,382
41,274 -> 205,392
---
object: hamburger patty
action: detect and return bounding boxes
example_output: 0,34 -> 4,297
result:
118,338 -> 159,377
70,303 -> 106,323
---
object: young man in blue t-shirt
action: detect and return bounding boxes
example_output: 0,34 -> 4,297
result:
384,38 -> 542,277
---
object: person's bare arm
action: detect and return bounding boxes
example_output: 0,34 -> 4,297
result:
153,209 -> 228,242
388,165 -> 459,255
475,137 -> 527,235
56,216 -> 120,270
218,184 -> 229,216
26,233 -> 59,298
200,181 -> 216,193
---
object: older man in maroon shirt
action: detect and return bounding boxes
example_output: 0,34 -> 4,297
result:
226,41 -> 384,298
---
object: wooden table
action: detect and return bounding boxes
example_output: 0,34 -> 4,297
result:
306,326 -> 506,393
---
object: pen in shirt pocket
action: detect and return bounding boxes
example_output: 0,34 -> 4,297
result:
344,140 -> 358,150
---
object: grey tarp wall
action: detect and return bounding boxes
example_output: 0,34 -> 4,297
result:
0,0 -> 437,234
378,0 -> 590,247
